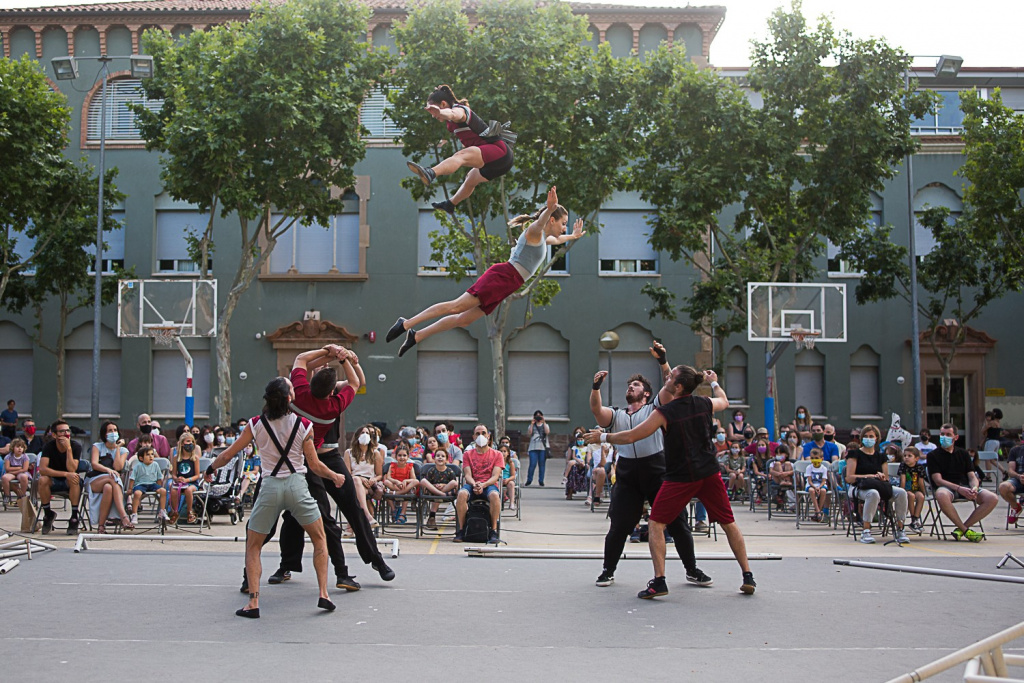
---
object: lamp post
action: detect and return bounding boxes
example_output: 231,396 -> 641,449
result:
599,331 -> 620,404
903,53 -> 963,432
51,54 -> 153,441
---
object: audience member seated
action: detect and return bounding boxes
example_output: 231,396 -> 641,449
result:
915,429 -> 937,460
20,419 -> 45,455
422,435 -> 441,463
169,431 -> 201,524
128,413 -> 170,458
564,429 -> 589,501
454,424 -> 503,543
384,444 -> 419,524
499,444 -> 518,512
805,449 -> 830,522
726,409 -> 753,444
421,448 -> 459,529
586,439 -> 612,507
898,446 -> 927,531
37,419 -> 83,535
783,430 -> 802,458
86,420 -> 133,532
824,424 -> 846,458
714,426 -> 729,455
749,448 -> 769,504
768,444 -> 795,511
128,445 -> 169,524
434,422 -> 462,464
1000,432 -> 1024,525
746,428 -> 777,461
802,424 -> 839,461
846,424 -> 910,544
722,442 -> 746,500
927,423 -> 998,541
346,424 -> 384,527
2,438 -> 31,505
793,405 -> 812,435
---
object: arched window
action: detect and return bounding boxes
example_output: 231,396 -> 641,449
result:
0,322 -> 34,415
914,183 -> 962,256
508,324 -> 569,419
86,77 -> 163,144
725,346 -> 748,405
850,345 -> 881,418
64,322 -> 121,417
417,329 -> 478,420
794,347 -> 825,418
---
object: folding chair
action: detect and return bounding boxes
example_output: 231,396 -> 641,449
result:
377,461 -> 422,536
747,456 -> 769,513
2,453 -> 36,510
505,456 -> 522,520
1006,494 -> 1024,531
32,456 -> 91,533
924,481 -> 986,540
416,463 -> 462,538
195,455 -> 243,528
793,460 -> 815,529
978,451 -> 999,489
829,460 -> 850,531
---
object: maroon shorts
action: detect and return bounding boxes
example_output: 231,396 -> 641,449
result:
466,261 -> 524,315
650,473 -> 735,526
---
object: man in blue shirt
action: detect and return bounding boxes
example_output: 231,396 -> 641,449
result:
801,423 -> 839,461
0,400 -> 17,440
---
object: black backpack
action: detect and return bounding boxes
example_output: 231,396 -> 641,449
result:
463,499 -> 491,543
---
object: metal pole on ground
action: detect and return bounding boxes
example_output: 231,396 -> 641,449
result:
834,559 -> 1024,585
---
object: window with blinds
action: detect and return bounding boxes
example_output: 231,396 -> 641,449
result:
85,211 -> 126,274
360,87 -> 404,140
152,348 -> 211,417
269,214 -> 360,275
418,210 -> 474,274
850,365 -> 880,417
794,366 -> 824,417
65,350 -> 121,415
417,351 -> 478,418
508,352 -> 569,418
597,211 -> 658,274
86,78 -> 163,144
156,210 -> 211,273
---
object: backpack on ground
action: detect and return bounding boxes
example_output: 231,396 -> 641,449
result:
463,499 -> 491,543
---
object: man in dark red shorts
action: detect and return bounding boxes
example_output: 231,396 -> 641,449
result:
589,365 -> 756,599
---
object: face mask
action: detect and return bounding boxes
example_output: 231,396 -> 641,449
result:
798,412 -> 806,419
475,435 -> 488,448
779,431 -> 787,440
576,439 -> 584,446
939,435 -> 955,448
730,449 -> 740,455
25,426 -> 36,436
776,454 -> 786,461
204,433 -> 214,444
813,433 -> 824,441
920,435 -> 930,443
861,437 -> 876,449
824,434 -> 834,441
716,433 -> 726,443
408,438 -> 419,445
151,428 -> 160,436
225,437 -> 236,445
734,415 -> 743,422
183,443 -> 195,452
106,432 -> 119,443
358,433 -> 371,446
139,424 -> 153,434
437,432 -> 449,444
811,459 -> 822,467
744,433 -> 753,440
216,436 -> 225,445
757,445 -> 767,454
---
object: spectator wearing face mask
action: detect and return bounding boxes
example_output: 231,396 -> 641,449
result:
927,423 -> 998,541
433,422 -> 463,465
726,409 -> 753,444
128,413 -> 171,459
801,424 -> 839,462
745,427 -> 777,460
793,406 -> 812,435
823,423 -> 845,458
19,419 -> 45,454
714,427 -> 729,455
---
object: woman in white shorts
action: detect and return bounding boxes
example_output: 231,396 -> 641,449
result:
205,376 -> 346,618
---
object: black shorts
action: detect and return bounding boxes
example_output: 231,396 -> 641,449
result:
480,144 -> 514,180
50,478 -> 70,493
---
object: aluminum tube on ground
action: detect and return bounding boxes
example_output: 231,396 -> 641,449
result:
884,620 -> 1024,683
834,559 -> 1024,585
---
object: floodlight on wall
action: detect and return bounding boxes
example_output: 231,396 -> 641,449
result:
130,55 -> 154,79
934,55 -> 964,78
51,56 -> 78,80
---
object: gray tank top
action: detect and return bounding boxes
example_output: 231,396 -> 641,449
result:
604,396 -> 664,459
509,228 -> 546,276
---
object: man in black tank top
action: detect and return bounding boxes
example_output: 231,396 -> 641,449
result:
587,365 -> 756,599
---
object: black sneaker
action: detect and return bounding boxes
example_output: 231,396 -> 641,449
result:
67,516 -> 79,535
638,576 -> 669,600
398,329 -> 417,358
741,571 -> 756,595
452,529 -> 465,543
240,571 -> 249,594
686,568 -> 714,587
595,570 -> 615,587
371,560 -> 395,582
41,509 -> 56,535
268,569 -> 291,585
431,199 -> 455,215
406,160 -> 436,186
336,575 -> 361,591
487,529 -> 500,544
425,514 -> 437,530
385,317 -> 407,343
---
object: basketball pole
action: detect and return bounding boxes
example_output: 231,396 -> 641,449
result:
173,336 -> 194,427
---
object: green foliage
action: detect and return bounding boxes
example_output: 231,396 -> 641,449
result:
628,1 -> 931,345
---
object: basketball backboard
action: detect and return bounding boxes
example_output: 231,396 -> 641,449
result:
747,282 -> 847,344
117,279 -> 217,338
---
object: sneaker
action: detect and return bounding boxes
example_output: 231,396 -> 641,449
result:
385,317 -> 407,343
964,529 -> 985,543
431,199 -> 455,215
406,160 -> 436,186
508,503 -> 517,512
694,521 -> 709,533
595,570 -> 615,587
157,509 -> 169,522
859,529 -> 876,544
425,514 -> 437,530
741,571 -> 757,595
268,569 -> 291,584
951,528 -> 965,541
487,529 -> 500,544
629,530 -> 641,543
41,508 -> 56,535
894,529 -> 910,544
371,560 -> 396,581
67,516 -> 79,535
562,477 -> 568,486
398,329 -> 418,358
1009,504 -> 1022,526
584,497 -> 592,506
336,575 -> 361,591
911,520 -> 923,532
637,576 -> 668,600
686,568 -> 714,587
452,529 -> 465,543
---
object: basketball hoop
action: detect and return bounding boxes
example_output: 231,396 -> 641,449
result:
789,329 -> 821,351
151,326 -> 180,347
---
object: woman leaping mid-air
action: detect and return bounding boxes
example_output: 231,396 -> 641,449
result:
406,84 -> 515,216
386,186 -> 584,357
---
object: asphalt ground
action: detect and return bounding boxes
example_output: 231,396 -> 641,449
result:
2,484 -> 1022,682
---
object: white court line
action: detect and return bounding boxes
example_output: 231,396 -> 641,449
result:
54,582 -> 235,588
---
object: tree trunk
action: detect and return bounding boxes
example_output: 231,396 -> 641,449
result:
940,357 -> 952,426
489,318 -> 507,441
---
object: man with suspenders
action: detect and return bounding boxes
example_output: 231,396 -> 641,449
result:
267,345 -> 395,591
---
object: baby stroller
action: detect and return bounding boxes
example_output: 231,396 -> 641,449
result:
198,455 -> 245,525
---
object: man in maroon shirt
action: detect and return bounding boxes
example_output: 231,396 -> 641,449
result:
453,424 -> 504,544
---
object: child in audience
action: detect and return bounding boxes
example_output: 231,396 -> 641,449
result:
421,448 -> 459,529
899,446 -> 928,531
384,445 -> 418,524
2,438 -> 31,503
749,448 -> 769,505
769,444 -> 795,511
499,444 -> 518,512
564,430 -> 589,500
723,443 -> 746,500
805,448 -> 831,522
170,432 -> 201,524
128,446 -> 168,524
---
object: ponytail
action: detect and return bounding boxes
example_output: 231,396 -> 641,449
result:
262,377 -> 291,421
507,203 -> 569,229
428,84 -> 467,108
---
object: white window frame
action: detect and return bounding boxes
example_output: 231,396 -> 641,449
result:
156,210 -> 211,275
268,213 -> 360,275
360,86 -> 404,141
597,211 -> 659,276
910,89 -> 986,136
86,211 -> 126,275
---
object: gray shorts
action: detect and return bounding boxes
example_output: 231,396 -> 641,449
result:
247,474 -> 320,535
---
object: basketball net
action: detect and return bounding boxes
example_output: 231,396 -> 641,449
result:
152,326 -> 179,347
790,330 -> 819,351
